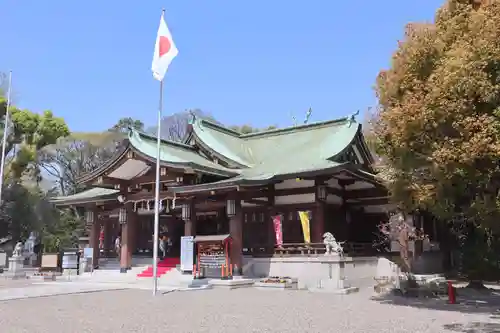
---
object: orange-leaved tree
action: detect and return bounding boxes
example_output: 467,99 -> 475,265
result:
374,0 -> 500,230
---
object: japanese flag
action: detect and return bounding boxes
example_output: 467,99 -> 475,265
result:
151,11 -> 178,82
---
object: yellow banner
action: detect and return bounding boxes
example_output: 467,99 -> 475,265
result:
298,211 -> 311,244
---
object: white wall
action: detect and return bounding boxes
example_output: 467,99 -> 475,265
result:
242,197 -> 268,207
275,193 -> 315,205
275,179 -> 314,189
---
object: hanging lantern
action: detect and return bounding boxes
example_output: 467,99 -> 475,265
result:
226,199 -> 236,217
316,185 -> 327,201
85,210 -> 94,224
181,203 -> 191,221
119,208 -> 127,224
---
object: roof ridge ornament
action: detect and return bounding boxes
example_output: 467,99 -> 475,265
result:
290,107 -> 312,127
303,107 -> 312,124
348,110 -> 360,127
188,110 -> 196,125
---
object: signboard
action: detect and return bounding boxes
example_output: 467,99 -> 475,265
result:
199,254 -> 226,267
180,236 -> 194,272
41,254 -> 58,268
198,243 -> 226,268
62,252 -> 78,269
83,247 -> 94,259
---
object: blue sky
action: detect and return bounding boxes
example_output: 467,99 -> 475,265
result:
1,1 -> 443,132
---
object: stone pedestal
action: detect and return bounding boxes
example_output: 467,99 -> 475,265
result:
309,255 -> 359,294
6,256 -> 27,279
80,257 -> 89,273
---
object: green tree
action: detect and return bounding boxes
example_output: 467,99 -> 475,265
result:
229,124 -> 278,134
109,117 -> 144,133
373,0 -> 500,228
0,99 -> 70,180
41,207 -> 84,252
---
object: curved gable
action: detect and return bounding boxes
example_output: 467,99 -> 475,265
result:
185,118 -> 252,168
76,141 -> 131,185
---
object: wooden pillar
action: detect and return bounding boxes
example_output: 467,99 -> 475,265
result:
87,207 -> 100,269
119,205 -> 132,273
228,199 -> 243,275
313,180 -> 327,243
336,179 -> 354,242
103,220 -> 111,257
128,204 -> 137,265
313,203 -> 325,243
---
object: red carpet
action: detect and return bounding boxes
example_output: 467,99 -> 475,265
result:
137,257 -> 180,278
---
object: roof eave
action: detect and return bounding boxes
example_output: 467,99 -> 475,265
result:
189,129 -> 250,169
131,148 -> 238,177
50,197 -> 117,206
170,164 -> 349,195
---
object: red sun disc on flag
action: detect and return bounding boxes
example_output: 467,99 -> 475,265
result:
159,36 -> 171,57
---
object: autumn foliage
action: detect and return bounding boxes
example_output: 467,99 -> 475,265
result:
374,0 -> 500,227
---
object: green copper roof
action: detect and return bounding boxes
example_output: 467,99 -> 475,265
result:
169,116 -> 368,193
128,130 -> 238,177
75,114 -> 368,191
189,116 -> 361,169
50,187 -> 119,205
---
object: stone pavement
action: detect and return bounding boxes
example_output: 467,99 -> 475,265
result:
1,287 -> 499,333
0,281 -> 129,301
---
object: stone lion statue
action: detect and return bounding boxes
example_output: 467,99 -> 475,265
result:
12,241 -> 24,257
323,232 -> 344,257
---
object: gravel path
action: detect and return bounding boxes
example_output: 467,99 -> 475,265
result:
0,287 -> 498,333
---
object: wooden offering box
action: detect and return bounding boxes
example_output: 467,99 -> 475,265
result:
194,234 -> 232,279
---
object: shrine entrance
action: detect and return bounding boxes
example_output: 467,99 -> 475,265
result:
196,213 -> 229,236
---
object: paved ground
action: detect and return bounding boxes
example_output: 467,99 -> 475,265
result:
1,286 -> 499,333
0,278 -> 33,289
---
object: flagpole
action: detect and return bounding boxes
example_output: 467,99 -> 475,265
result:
0,71 -> 13,205
152,79 -> 163,296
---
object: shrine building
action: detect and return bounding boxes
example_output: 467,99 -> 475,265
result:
51,114 -> 392,276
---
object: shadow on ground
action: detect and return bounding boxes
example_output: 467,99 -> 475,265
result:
372,288 -> 500,315
443,321 -> 500,332
373,289 -> 500,332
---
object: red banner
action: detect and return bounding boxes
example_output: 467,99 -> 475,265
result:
273,215 -> 283,247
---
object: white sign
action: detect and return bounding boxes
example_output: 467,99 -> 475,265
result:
62,252 -> 78,269
83,247 -> 94,259
180,236 -> 194,272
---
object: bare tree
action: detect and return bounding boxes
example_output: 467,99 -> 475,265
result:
38,134 -> 120,195
374,211 -> 427,273
148,109 -> 215,142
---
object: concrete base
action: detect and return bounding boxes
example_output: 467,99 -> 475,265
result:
309,286 -> 360,294
62,269 -> 78,278
254,281 -> 298,291
305,257 -> 360,294
208,278 -> 254,289
187,278 -> 210,288
5,256 -> 27,279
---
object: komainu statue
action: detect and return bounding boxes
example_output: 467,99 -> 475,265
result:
12,241 -> 24,257
323,232 -> 344,257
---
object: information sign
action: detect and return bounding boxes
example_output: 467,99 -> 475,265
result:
180,236 -> 194,272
